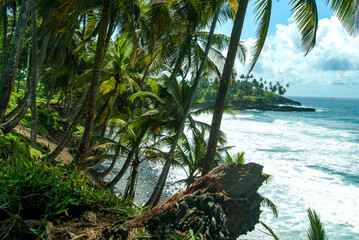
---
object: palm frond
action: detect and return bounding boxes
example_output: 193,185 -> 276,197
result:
128,91 -> 164,104
259,221 -> 280,240
325,0 -> 359,37
91,142 -> 117,151
237,40 -> 247,65
290,0 -> 319,55
307,208 -> 328,240
249,0 -> 272,72
261,197 -> 278,218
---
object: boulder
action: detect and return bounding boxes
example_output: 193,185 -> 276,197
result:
98,163 -> 266,240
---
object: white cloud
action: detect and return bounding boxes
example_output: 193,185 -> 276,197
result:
240,16 -> 359,98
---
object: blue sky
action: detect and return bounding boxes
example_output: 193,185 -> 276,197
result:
216,1 -> 359,98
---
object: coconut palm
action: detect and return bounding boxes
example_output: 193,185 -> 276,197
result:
202,0 -> 249,175
202,0 -> 359,175
0,0 -> 31,125
76,0 -> 113,168
145,0 -> 245,208
174,123 -> 230,187
30,0 -> 38,148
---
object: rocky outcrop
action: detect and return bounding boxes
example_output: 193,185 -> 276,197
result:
98,163 -> 266,240
194,96 -> 315,112
252,104 -> 315,112
267,96 -> 301,106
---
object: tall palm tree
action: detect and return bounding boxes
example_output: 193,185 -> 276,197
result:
30,0 -> 38,148
145,0 -> 240,208
202,0 -> 249,175
202,0 -> 359,175
0,0 -> 31,125
76,0 -> 112,167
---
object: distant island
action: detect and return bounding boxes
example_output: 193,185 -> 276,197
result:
194,74 -> 316,112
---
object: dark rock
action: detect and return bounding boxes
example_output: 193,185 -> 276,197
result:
194,96 -> 315,112
263,105 -> 315,112
267,96 -> 301,106
98,163 -> 266,240
99,220 -> 129,240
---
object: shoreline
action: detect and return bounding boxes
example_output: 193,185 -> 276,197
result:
194,95 -> 316,112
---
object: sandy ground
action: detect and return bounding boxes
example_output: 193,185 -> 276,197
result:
14,125 -> 73,164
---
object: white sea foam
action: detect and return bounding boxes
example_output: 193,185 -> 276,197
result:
235,114 -> 254,119
192,110 -> 359,239
106,100 -> 359,239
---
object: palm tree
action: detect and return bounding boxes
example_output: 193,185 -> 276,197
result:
203,0 -> 358,174
174,123 -> 230,187
76,0 -> 113,168
145,0 -> 242,208
0,0 -> 31,124
202,0 -> 249,175
30,0 -> 38,148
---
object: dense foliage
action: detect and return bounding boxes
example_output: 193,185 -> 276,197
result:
195,74 -> 290,103
0,0 -> 355,238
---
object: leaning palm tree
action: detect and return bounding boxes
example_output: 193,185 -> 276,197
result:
145,0 -> 245,208
202,0 -> 359,175
202,0 -> 250,175
0,0 -> 31,125
76,0 -> 113,167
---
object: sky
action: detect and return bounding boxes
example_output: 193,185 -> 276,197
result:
216,1 -> 359,98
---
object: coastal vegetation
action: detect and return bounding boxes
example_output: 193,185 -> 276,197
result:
0,0 -> 357,239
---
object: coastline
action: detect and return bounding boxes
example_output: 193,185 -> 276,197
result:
194,95 -> 316,112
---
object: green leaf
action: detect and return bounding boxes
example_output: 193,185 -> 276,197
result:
100,77 -> 117,95
260,221 -> 280,240
325,0 -> 359,37
290,0 -> 319,55
249,0 -> 272,72
307,208 -> 328,240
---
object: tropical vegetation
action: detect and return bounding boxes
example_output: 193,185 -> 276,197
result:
0,0 -> 357,238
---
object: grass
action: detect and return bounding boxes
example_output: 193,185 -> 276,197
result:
0,133 -> 139,238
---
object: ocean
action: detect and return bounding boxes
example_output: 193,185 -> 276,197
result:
194,97 -> 359,239
107,96 -> 359,239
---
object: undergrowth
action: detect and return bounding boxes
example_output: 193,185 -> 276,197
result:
0,133 -> 139,238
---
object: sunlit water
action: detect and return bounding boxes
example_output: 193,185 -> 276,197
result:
194,97 -> 359,239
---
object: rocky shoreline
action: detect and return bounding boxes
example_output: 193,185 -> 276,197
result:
98,163 -> 266,240
195,96 -> 316,112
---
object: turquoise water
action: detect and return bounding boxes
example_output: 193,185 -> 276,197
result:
195,97 -> 359,239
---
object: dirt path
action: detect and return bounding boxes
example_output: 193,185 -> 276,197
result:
14,125 -> 73,164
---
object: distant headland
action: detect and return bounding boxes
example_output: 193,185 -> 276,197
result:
195,74 -> 316,112
194,95 -> 316,112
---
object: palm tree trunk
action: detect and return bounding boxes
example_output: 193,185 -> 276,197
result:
202,0 -> 249,175
0,0 -> 31,124
1,93 -> 31,134
125,152 -> 139,202
145,7 -> 221,208
69,89 -> 78,117
45,108 -> 83,163
2,4 -> 8,89
105,17 -> 115,52
170,33 -> 192,80
106,127 -> 147,190
37,32 -> 50,76
76,0 -> 112,167
21,42 -> 31,94
100,148 -> 120,178
30,0 -> 38,148
65,90 -> 88,123
46,60 -> 58,108
3,87 -> 30,122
